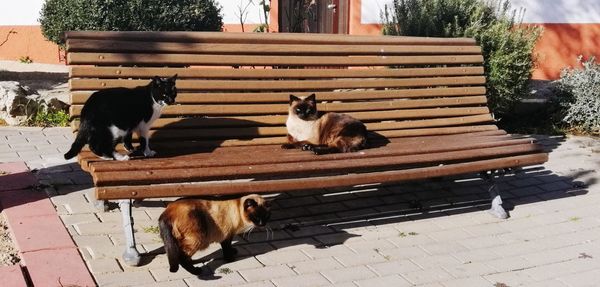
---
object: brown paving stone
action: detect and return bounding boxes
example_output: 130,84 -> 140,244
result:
185,272 -> 247,287
321,265 -> 377,284
8,214 -> 74,252
354,274 -> 412,287
287,257 -> 344,274
272,273 -> 330,287
238,265 -> 296,282
0,189 -> 57,219
236,281 -> 276,287
22,248 -> 95,287
402,267 -> 454,285
256,249 -> 311,266
95,270 -> 156,287
0,162 -> 36,191
367,259 -> 422,276
130,280 -> 190,287
0,265 -> 27,287
86,258 -> 122,274
334,249 -> 387,267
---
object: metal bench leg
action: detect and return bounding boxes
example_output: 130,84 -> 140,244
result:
120,199 -> 141,266
481,171 -> 508,219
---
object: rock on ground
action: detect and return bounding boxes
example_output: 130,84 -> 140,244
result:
0,61 -> 69,126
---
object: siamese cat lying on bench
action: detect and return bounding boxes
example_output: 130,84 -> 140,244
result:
283,93 -> 368,155
64,75 -> 178,161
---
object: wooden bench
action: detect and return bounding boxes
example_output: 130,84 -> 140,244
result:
65,31 -> 548,266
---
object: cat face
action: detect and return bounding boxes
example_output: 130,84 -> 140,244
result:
242,194 -> 271,227
151,74 -> 178,105
289,93 -> 318,120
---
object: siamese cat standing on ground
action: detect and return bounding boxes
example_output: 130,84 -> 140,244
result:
283,93 -> 368,155
64,75 -> 177,161
159,194 -> 272,275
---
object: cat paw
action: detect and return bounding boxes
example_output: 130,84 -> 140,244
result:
190,267 -> 203,275
144,150 -> 157,157
113,153 -> 130,161
312,148 -> 327,155
301,144 -> 314,151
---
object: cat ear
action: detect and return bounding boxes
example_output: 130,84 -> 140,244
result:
243,198 -> 258,210
306,93 -> 316,103
171,74 -> 178,81
289,94 -> 300,104
152,76 -> 161,86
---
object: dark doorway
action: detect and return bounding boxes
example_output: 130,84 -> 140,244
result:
279,0 -> 349,33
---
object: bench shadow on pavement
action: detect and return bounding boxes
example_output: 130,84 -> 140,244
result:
31,133 -> 597,277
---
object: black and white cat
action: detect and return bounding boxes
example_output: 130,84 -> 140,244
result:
64,75 -> 178,161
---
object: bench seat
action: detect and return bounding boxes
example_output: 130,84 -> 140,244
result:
77,130 -> 545,200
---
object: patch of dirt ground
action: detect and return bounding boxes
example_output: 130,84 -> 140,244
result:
0,213 -> 20,266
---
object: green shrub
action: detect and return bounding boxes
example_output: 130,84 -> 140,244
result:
383,0 -> 542,117
29,109 -> 70,127
555,57 -> 600,134
39,0 -> 223,46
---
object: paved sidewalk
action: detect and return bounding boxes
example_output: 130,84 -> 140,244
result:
1,126 -> 600,287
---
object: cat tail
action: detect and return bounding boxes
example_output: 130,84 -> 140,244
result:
64,120 -> 90,160
159,216 -> 180,273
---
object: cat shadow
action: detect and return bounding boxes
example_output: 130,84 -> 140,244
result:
134,149 -> 591,279
367,131 -> 391,149
149,117 -> 268,157
148,117 -> 390,157
139,222 -> 360,279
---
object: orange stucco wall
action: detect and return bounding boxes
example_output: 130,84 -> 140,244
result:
0,25 -> 63,64
532,23 -> 600,80
348,0 -> 382,35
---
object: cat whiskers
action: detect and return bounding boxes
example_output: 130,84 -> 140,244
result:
243,226 -> 255,240
265,226 -> 274,240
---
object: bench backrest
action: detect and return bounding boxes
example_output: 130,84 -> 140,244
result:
66,31 -> 493,151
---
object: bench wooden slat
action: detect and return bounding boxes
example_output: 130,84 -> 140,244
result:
95,153 -> 548,199
70,105 -> 489,119
70,66 -> 484,80
79,130 -> 510,163
79,130 -> 512,171
72,114 -> 493,135
68,53 -> 484,66
118,114 -> 493,140
71,87 -> 487,105
65,31 -> 477,46
93,143 -> 541,186
67,39 -> 482,55
89,137 -> 532,173
72,108 -> 491,130
78,127 -> 502,171
94,124 -> 497,142
69,96 -> 488,118
69,77 -> 485,92
79,130 -> 507,171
